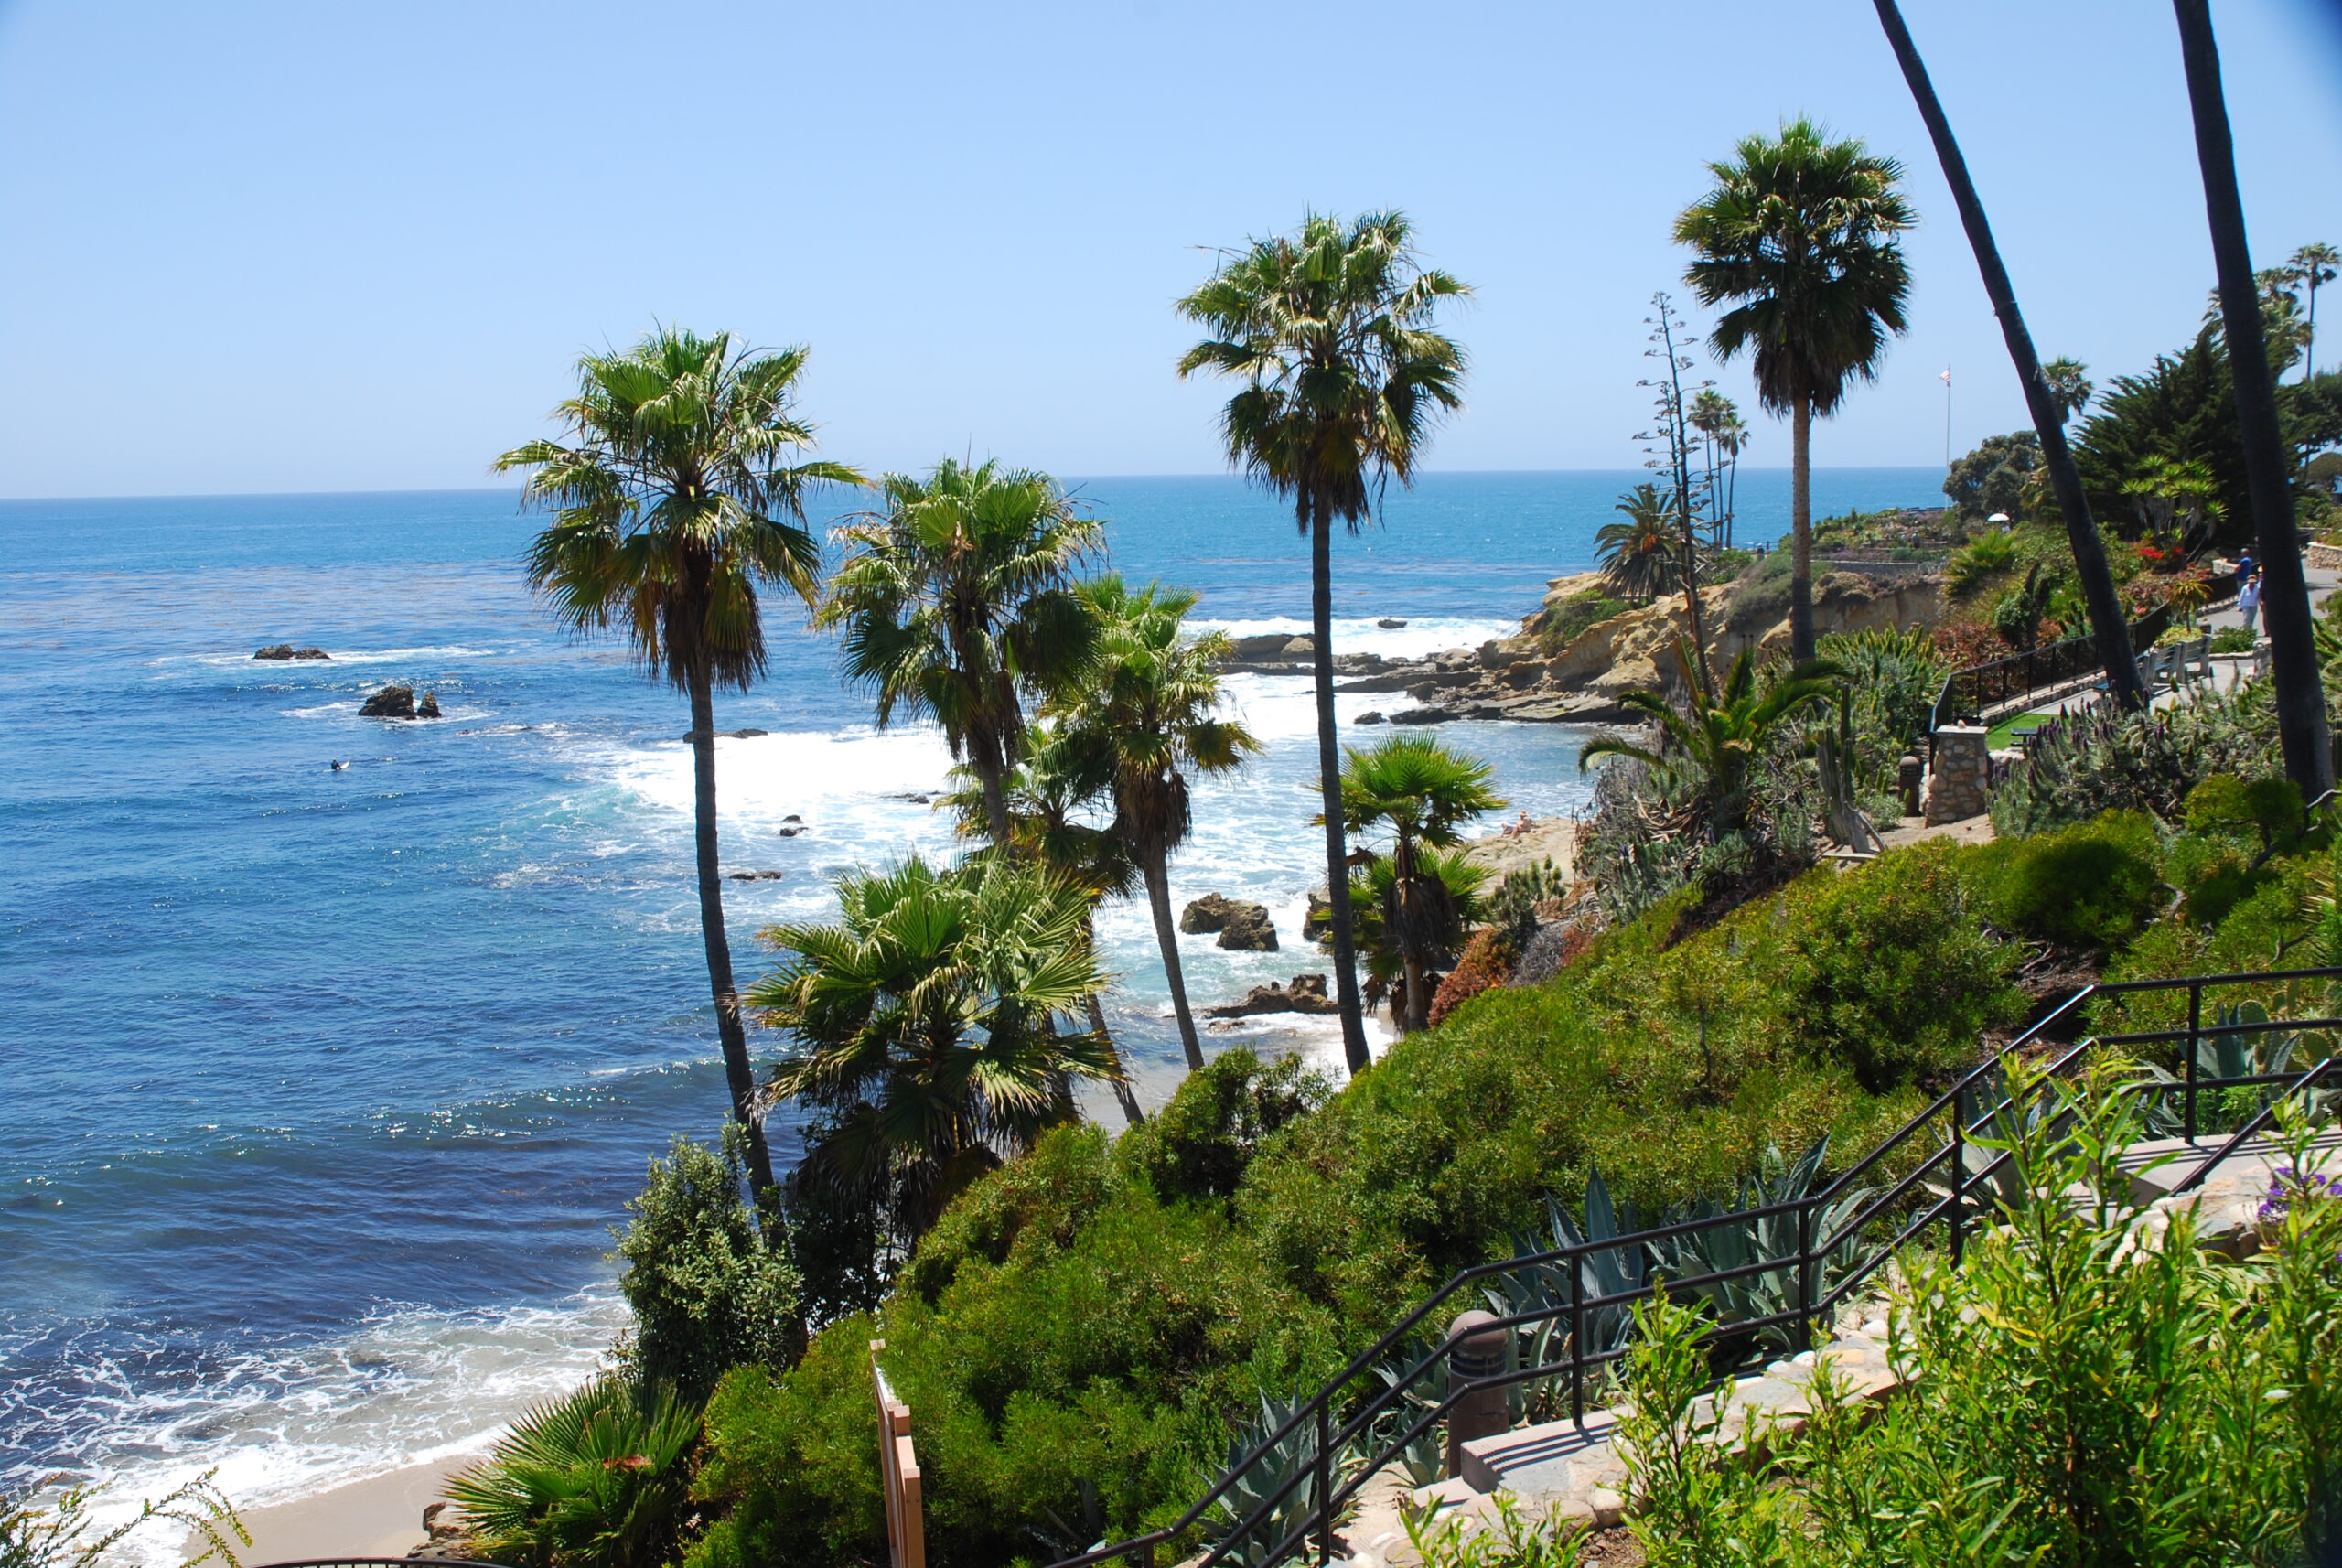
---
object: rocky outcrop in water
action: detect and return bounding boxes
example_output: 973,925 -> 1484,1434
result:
1179,893 -> 1237,934
1204,972 -> 1338,1017
415,691 -> 442,719
1216,904 -> 1278,951
360,684 -> 417,718
253,644 -> 329,660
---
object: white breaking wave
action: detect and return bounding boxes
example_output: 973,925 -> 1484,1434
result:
1198,614 -> 1522,661
58,1288 -> 628,1568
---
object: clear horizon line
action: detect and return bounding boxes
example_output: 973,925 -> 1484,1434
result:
0,464 -> 1950,508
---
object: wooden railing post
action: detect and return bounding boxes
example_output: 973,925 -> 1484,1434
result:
872,1340 -> 925,1568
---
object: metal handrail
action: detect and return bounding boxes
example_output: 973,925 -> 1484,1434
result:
1927,599 -> 2185,736
1042,963 -> 2342,1568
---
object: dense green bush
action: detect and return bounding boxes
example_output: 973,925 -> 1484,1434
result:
614,1129 -> 803,1402
1533,587 -> 1632,652
1989,684 -> 2278,836
682,839 -> 2027,1568
1973,811 -> 2163,951
1603,1082 -> 2342,1568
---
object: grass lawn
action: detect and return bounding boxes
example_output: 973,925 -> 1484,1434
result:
1987,710 -> 2063,750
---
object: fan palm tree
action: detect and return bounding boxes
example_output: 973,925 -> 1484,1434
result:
1580,644 -> 1840,843
2173,0 -> 2335,798
1866,0 -> 2146,712
1344,844 -> 1488,1030
1331,736 -> 1506,1034
1674,118 -> 1916,662
1177,210 -> 1469,1075
446,1376 -> 700,1568
1596,482 -> 1681,604
1687,389 -> 1746,546
820,458 -> 1102,847
2293,243 -> 2339,381
937,730 -> 1149,1127
748,856 -> 1118,1247
495,327 -> 863,1201
2040,356 -> 2095,424
1052,576 -> 1258,1074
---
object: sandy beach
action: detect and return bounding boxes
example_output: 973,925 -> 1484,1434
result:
200,1455 -> 484,1565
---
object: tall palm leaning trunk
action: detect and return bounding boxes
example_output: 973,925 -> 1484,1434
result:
1870,0 -> 2147,714
1140,844 -> 1205,1072
1306,493 -> 1372,1069
1789,399 -> 1815,660
682,642 -> 776,1193
2172,0 -> 2335,797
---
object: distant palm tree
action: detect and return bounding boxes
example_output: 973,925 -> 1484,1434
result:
820,458 -> 1101,847
1674,119 -> 1916,661
1331,736 -> 1506,1035
1687,388 -> 1745,546
1865,0 -> 2147,713
940,728 -> 1149,1127
2172,0 -> 2335,799
2039,356 -> 2095,424
749,855 -> 1118,1246
1054,576 -> 1258,1074
1177,210 -> 1469,1076
495,327 -> 864,1201
2290,242 -> 2339,381
1580,644 -> 1840,843
1595,483 -> 1681,604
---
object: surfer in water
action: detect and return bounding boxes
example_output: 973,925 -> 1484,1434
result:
328,760 -> 349,772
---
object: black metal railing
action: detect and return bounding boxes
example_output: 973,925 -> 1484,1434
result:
1041,965 -> 2342,1568
1928,604 -> 2175,736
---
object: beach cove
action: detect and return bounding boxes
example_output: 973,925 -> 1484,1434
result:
0,469 -> 1939,1553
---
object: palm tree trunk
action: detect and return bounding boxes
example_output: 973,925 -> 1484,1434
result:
1084,993 -> 1146,1126
688,664 -> 779,1200
1143,846 -> 1206,1072
1308,499 -> 1372,1075
2174,0 -> 2336,799
974,752 -> 1015,847
1790,398 -> 1816,661
1870,0 -> 2148,713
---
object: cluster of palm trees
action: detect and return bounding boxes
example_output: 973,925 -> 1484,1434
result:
493,227 -> 1495,1263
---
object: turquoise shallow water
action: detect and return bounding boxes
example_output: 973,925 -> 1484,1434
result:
0,468 -> 1938,1524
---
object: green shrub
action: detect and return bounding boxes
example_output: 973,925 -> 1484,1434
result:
1989,683 -> 2278,836
447,1377 -> 701,1568
1975,811 -> 2164,950
1,1474 -> 243,1568
615,1128 -> 802,1402
1945,528 -> 2016,592
1120,1049 -> 1330,1208
1610,1079 -> 2342,1568
1532,587 -> 1630,652
2208,624 -> 2257,653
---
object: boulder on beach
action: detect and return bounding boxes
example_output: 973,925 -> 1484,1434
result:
416,691 -> 442,719
1281,636 -> 1316,656
1204,972 -> 1338,1018
1216,903 -> 1278,951
1228,633 -> 1296,660
253,644 -> 329,660
359,684 -> 417,719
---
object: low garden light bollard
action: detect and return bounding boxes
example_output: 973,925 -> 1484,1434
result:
1443,1310 -> 1508,1478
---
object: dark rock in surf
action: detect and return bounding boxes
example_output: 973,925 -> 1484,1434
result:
253,643 -> 330,660
415,691 -> 442,719
1204,972 -> 1338,1017
727,869 -> 787,881
1180,893 -> 1236,934
1216,903 -> 1278,951
360,684 -> 417,719
1355,711 -> 1386,725
1303,891 -> 1332,940
1376,618 -> 1408,629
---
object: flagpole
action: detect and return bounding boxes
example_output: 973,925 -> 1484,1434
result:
1941,365 -> 1953,472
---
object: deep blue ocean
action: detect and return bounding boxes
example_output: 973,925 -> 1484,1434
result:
0,469 -> 1938,1529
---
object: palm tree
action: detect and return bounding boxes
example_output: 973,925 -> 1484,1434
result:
939,729 -> 1149,1127
2040,356 -> 2095,424
1579,644 -> 1840,843
1331,736 -> 1506,1035
1674,118 -> 1916,662
820,458 -> 1102,847
1053,576 -> 1258,1074
1595,483 -> 1681,604
495,328 -> 863,1201
748,855 -> 1118,1247
1866,0 -> 2147,712
2293,243 -> 2339,381
1176,210 -> 1469,1076
2172,0 -> 2335,798
1344,845 -> 1488,1029
1687,388 -> 1744,546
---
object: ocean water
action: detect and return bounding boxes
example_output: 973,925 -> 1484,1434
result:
0,468 -> 1939,1541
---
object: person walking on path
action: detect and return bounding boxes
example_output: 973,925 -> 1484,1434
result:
2240,569 -> 2263,636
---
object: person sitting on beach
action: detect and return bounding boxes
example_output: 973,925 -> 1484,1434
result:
1505,810 -> 1532,840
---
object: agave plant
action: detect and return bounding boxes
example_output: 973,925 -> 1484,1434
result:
1931,1060 -> 2083,1222
1643,1136 -> 1871,1359
1482,1169 -> 1649,1423
2133,1002 -> 2333,1136
1199,1393 -> 1354,1568
446,1377 -> 701,1568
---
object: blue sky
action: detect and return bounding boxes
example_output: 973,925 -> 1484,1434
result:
1,0 -> 2337,499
